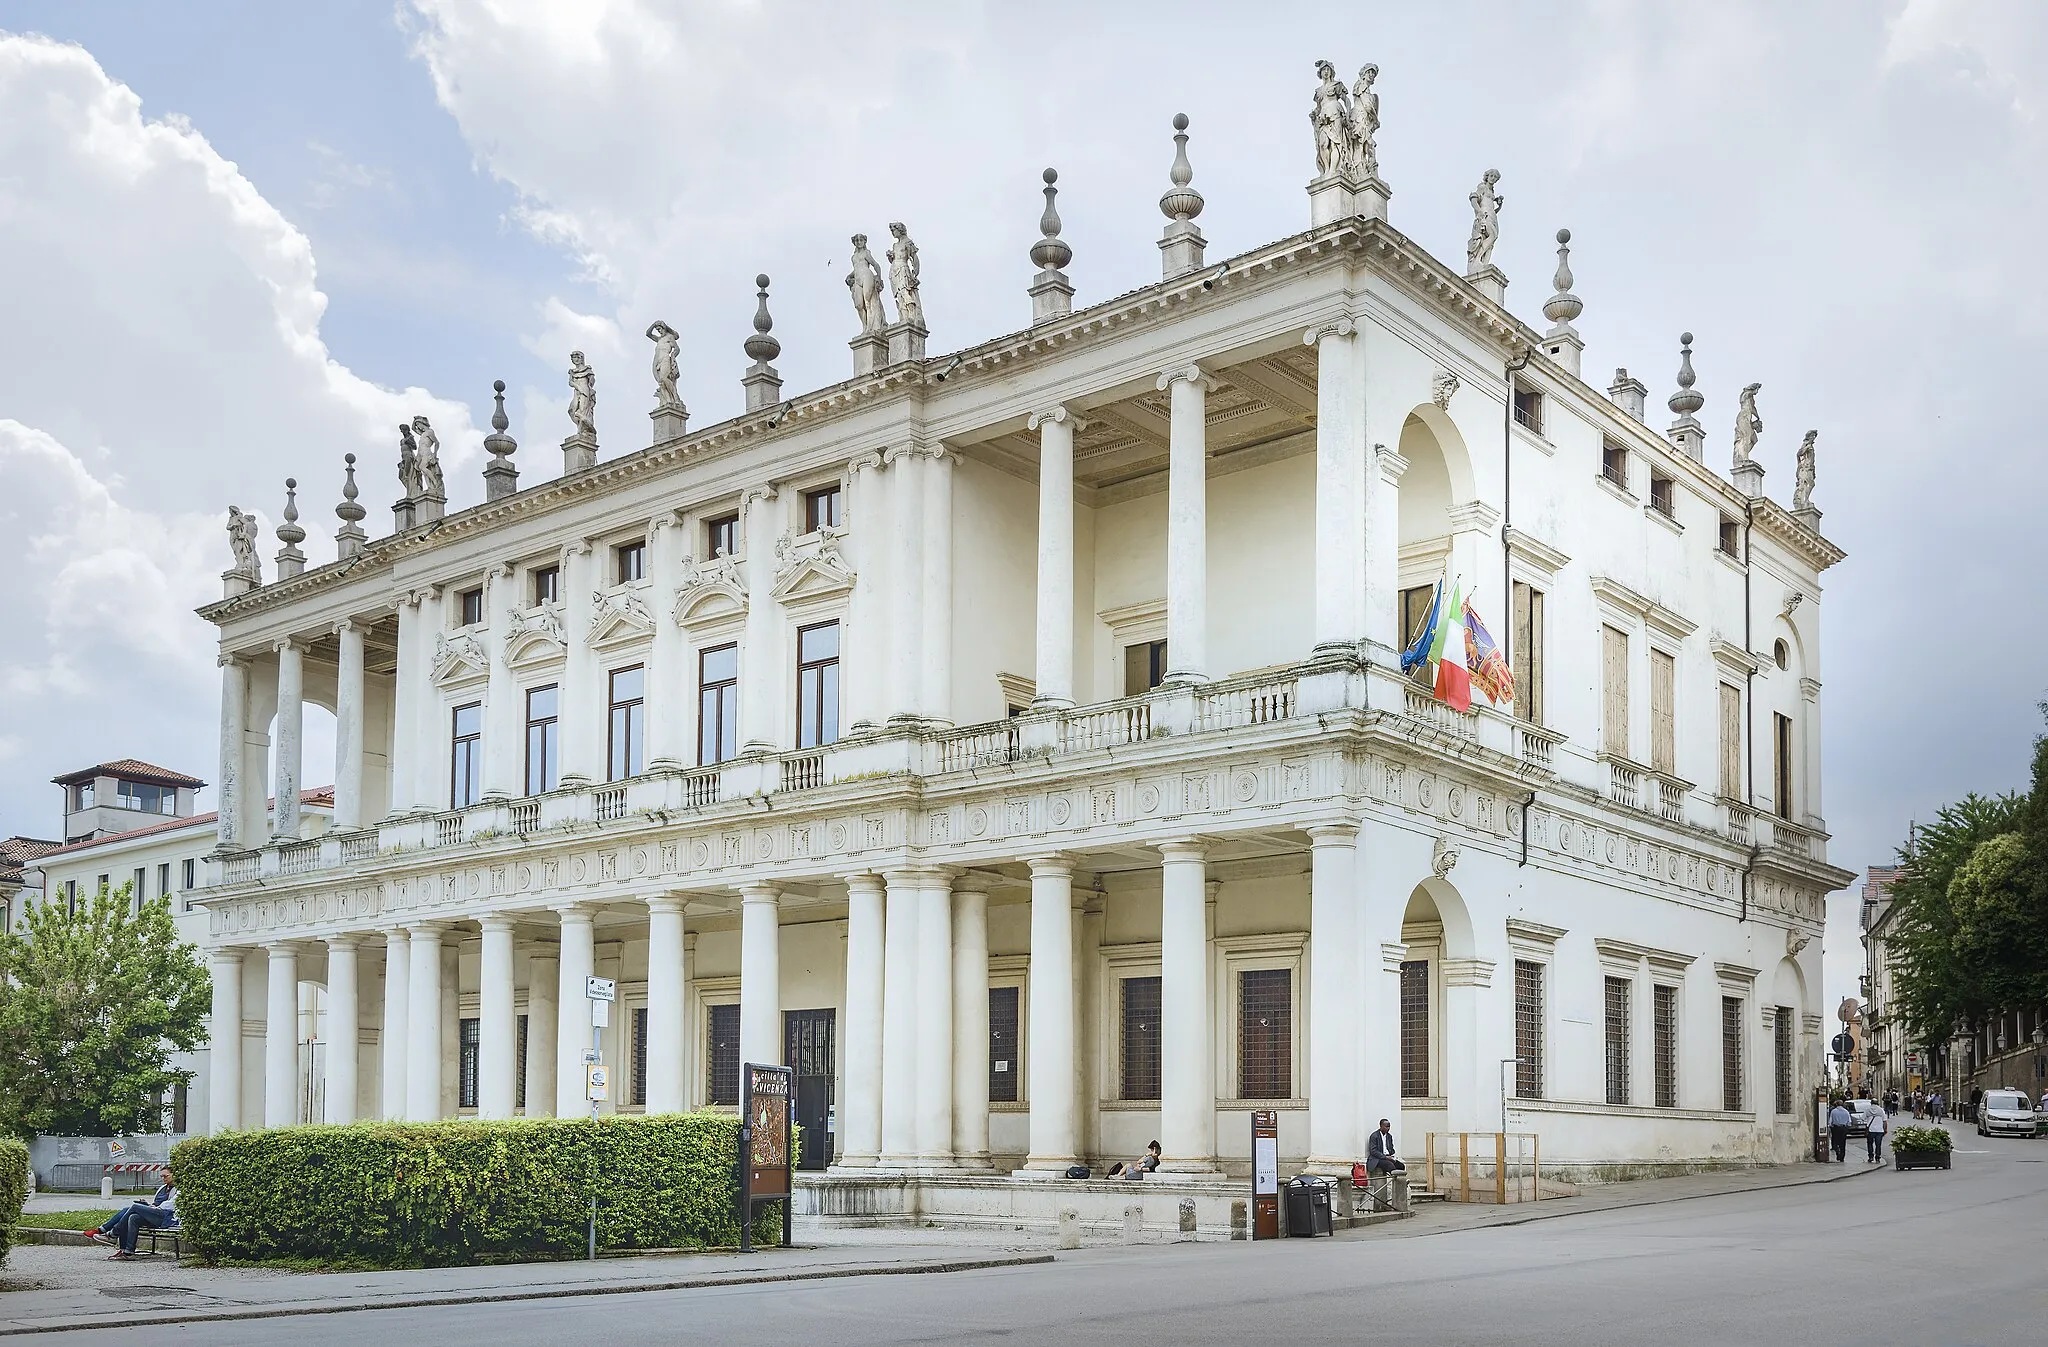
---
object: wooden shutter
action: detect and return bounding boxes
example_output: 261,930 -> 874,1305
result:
1601,626 -> 1630,758
1513,583 -> 1545,725
1123,643 -> 1150,697
1719,684 -> 1742,798
1650,649 -> 1676,774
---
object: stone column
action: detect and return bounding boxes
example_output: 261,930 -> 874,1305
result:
1306,822 -> 1360,1171
879,869 -> 921,1165
1308,321 -> 1366,657
405,925 -> 444,1121
1159,365 -> 1212,683
1440,959 -> 1495,1134
272,638 -> 305,838
478,917 -> 517,1119
558,545 -> 599,785
264,943 -> 300,1127
739,883 -> 782,1069
951,876 -> 992,1168
480,568 -> 519,800
1159,840 -> 1216,1171
920,451 -> 954,725
208,949 -> 244,1132
554,906 -> 595,1118
840,874 -> 886,1167
380,927 -> 409,1119
1366,446 -> 1410,657
333,621 -> 366,829
216,656 -> 249,850
525,950 -> 559,1116
843,455 -> 885,732
1020,856 -> 1078,1173
740,490 -> 781,753
645,518 -> 686,770
915,871 -> 955,1165
886,449 -> 924,722
1029,407 -> 1077,709
388,598 -> 420,815
645,896 -> 687,1113
324,937 -> 360,1124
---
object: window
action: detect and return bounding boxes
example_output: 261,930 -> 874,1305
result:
132,867 -> 147,911
1601,625 -> 1630,758
1721,996 -> 1745,1111
450,701 -> 483,807
157,862 -> 170,899
804,485 -> 842,533
1650,648 -> 1676,776
458,587 -> 484,626
1649,473 -> 1675,519
1654,985 -> 1679,1108
1718,517 -> 1741,559
1601,438 -> 1629,489
608,666 -> 645,781
458,1017 -> 481,1110
1401,584 -> 1436,684
1120,975 -> 1162,1101
989,986 -> 1020,1103
97,873 -> 109,896
71,781 -> 95,810
64,879 -> 78,913
1604,976 -> 1633,1105
1512,382 -> 1544,434
182,858 -> 196,891
532,565 -> 560,605
632,1007 -> 649,1108
1514,961 -> 1546,1099
796,622 -> 841,749
1773,713 -> 1794,820
1238,969 -> 1292,1099
1718,684 -> 1743,798
113,780 -> 175,814
1772,638 -> 1789,671
170,1081 -> 188,1134
699,644 -> 739,765
1121,639 -> 1168,697
525,685 -> 560,795
1512,583 -> 1545,724
1400,960 -> 1430,1098
1773,1007 -> 1794,1116
614,540 -> 646,584
707,1003 -> 741,1106
516,1014 -> 529,1111
706,513 -> 739,558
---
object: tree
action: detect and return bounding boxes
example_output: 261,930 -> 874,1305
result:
0,883 -> 211,1138
1886,792 -> 2025,1046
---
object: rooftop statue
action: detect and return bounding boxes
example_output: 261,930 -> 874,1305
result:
1310,60 -> 1352,179
226,505 -> 261,581
1348,64 -> 1380,179
847,233 -> 887,335
1467,168 -> 1503,271
647,320 -> 682,409
887,222 -> 924,329
1794,429 -> 1817,510
1733,382 -> 1763,468
396,422 -> 423,499
567,350 -> 598,438
413,415 -> 444,499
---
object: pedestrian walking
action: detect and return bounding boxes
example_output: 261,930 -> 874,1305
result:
1866,1100 -> 1888,1162
1828,1101 -> 1852,1162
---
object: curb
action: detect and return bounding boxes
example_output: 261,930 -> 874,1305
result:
0,1252 -> 1054,1336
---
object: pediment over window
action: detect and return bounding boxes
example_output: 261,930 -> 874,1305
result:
588,589 -> 656,651
673,556 -> 748,633
771,535 -> 856,606
432,631 -> 489,688
503,604 -> 567,671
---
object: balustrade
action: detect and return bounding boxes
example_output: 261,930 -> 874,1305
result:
593,785 -> 629,823
338,831 -> 376,864
1657,778 -> 1686,824
1607,761 -> 1642,810
1192,673 -> 1297,732
1061,697 -> 1152,752
780,753 -> 826,793
933,723 -> 1021,773
279,839 -> 321,875
1403,684 -> 1479,742
507,800 -> 540,834
681,767 -> 721,809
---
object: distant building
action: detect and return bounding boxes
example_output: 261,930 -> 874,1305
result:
49,759 -> 206,845
0,835 -> 62,928
1859,865 -> 1918,1092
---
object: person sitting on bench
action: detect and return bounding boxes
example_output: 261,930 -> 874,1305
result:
1366,1120 -> 1405,1177
90,1170 -> 178,1259
1107,1140 -> 1162,1180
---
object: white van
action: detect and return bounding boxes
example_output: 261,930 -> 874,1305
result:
1976,1090 -> 2036,1138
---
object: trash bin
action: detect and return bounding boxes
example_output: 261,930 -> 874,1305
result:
1283,1174 -> 1333,1236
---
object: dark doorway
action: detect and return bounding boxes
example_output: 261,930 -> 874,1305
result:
784,1009 -> 836,1171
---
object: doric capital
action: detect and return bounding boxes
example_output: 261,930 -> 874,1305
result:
1156,363 -> 1215,393
1301,317 -> 1356,346
1027,404 -> 1088,433
738,882 -> 781,907
1304,819 -> 1360,847
1023,853 -> 1075,879
478,914 -> 518,934
324,933 -> 361,952
549,901 -> 592,924
643,894 -> 684,917
843,871 -> 885,896
1156,838 -> 1209,864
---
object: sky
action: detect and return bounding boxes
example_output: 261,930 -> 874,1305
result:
1,0 -> 2043,1014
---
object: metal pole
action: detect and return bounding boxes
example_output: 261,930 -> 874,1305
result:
588,1019 -> 601,1261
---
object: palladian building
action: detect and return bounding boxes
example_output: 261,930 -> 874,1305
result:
193,61 -> 1852,1228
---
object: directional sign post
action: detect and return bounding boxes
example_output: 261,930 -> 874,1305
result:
583,976 -> 617,1260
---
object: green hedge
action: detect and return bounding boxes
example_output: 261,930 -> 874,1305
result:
0,1138 -> 27,1267
170,1113 -> 785,1268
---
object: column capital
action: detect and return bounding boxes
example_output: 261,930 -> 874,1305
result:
274,635 -> 309,655
1024,853 -> 1075,879
324,933 -> 362,951
1304,820 -> 1361,847
1302,316 -> 1357,346
950,870 -> 999,895
740,482 -> 780,510
738,882 -> 781,907
262,938 -> 308,956
843,871 -> 886,895
208,946 -> 248,966
478,914 -> 518,935
1027,404 -> 1089,433
218,650 -> 247,670
1155,362 -> 1215,393
644,894 -> 685,916
848,450 -> 884,474
334,617 -> 361,636
560,539 -> 594,565
549,901 -> 593,924
1156,838 -> 1210,864
404,921 -> 449,940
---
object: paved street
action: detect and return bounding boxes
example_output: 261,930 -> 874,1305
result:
25,1125 -> 2045,1344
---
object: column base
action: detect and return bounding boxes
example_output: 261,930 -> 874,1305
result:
1305,641 -> 1363,667
1013,1159 -> 1082,1179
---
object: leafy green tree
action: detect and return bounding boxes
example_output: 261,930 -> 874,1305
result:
1887,792 -> 2025,1045
0,882 -> 211,1138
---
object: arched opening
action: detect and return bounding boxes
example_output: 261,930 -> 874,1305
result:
1396,409 -> 1483,656
1397,876 -> 1475,1117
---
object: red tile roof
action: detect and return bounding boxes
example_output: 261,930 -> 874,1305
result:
30,787 -> 334,860
1,836 -> 63,883
51,759 -> 207,789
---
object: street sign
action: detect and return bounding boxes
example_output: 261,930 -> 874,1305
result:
592,998 -> 610,1029
586,976 -> 616,1002
1831,1032 -> 1855,1059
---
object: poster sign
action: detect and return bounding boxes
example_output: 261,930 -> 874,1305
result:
586,1062 -> 609,1102
738,1062 -> 795,1253
586,976 -> 616,1002
1250,1110 -> 1280,1240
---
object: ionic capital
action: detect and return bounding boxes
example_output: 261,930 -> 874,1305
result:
1302,316 -> 1357,346
1027,404 -> 1088,433
1156,363 -> 1216,394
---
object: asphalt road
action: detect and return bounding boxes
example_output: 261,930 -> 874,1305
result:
46,1130 -> 2048,1345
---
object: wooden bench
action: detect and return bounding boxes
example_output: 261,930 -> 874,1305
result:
136,1224 -> 182,1257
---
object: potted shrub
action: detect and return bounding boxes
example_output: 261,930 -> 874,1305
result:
1892,1125 -> 1953,1171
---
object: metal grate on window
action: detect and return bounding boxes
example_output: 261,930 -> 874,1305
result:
1653,985 -> 1678,1108
1121,976 -> 1162,1101
1238,969 -> 1292,1100
1399,960 -> 1431,1097
458,1017 -> 481,1110
1513,961 -> 1545,1099
1721,996 -> 1745,1111
1774,1006 -> 1794,1116
989,986 -> 1020,1103
632,1007 -> 649,1108
516,1014 -> 529,1111
708,1003 -> 741,1106
1604,977 -> 1632,1105
785,1009 -> 835,1078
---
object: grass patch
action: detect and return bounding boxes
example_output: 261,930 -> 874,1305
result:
15,1210 -> 119,1231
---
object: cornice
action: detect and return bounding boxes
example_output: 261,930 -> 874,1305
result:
1503,527 -> 1570,577
1749,497 -> 1846,573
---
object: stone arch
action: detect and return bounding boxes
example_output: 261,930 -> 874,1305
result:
1400,403 -> 1478,503
1404,874 -> 1476,960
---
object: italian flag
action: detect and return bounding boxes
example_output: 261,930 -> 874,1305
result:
1428,579 -> 1471,711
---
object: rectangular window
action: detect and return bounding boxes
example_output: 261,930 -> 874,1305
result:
131,867 -> 146,912
1514,961 -> 1546,1099
73,781 -> 95,810
96,874 -> 110,897
64,879 -> 78,913
796,621 -> 841,749
1650,648 -> 1676,775
1512,582 -> 1545,725
1122,639 -> 1168,697
1719,683 -> 1742,798
614,540 -> 646,584
1238,969 -> 1292,1100
1722,996 -> 1745,1111
170,1081 -> 188,1134
1649,474 -> 1675,518
699,643 -> 739,765
1717,517 -> 1741,559
532,565 -> 560,605
1774,1007 -> 1794,1116
458,587 -> 484,626
706,513 -> 739,558
157,862 -> 170,899
183,858 -> 197,891
1654,985 -> 1679,1108
1601,625 -> 1630,758
989,985 -> 1020,1103
525,684 -> 560,795
1601,439 -> 1629,490
707,1003 -> 741,1106
608,666 -> 645,781
632,1007 -> 649,1108
516,1014 -> 529,1111
450,701 -> 483,807
458,1017 -> 480,1109
1773,713 -> 1794,820
1512,382 -> 1543,434
1604,976 -> 1633,1106
1119,975 -> 1162,1101
1401,584 -> 1436,685
804,485 -> 842,533
113,780 -> 175,814
1399,959 -> 1430,1098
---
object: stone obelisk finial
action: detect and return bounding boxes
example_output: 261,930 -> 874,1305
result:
1029,168 -> 1075,325
483,380 -> 519,501
275,478 -> 307,579
742,274 -> 784,412
334,454 -> 368,557
1158,114 -> 1206,281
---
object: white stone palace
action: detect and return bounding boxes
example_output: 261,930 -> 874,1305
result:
192,62 -> 1851,1228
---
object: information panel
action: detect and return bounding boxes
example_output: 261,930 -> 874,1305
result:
738,1062 -> 795,1252
1251,1110 -> 1280,1240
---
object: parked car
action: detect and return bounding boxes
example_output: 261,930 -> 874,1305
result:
1976,1090 -> 2036,1138
1846,1099 -> 1884,1136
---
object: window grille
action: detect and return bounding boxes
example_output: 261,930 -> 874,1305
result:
708,1003 -> 741,1106
1721,996 -> 1745,1111
632,1007 -> 649,1108
784,1009 -> 835,1078
1654,985 -> 1678,1108
1399,960 -> 1431,1098
988,986 -> 1020,1103
1774,1006 -> 1795,1116
458,1017 -> 481,1110
1514,961 -> 1545,1099
1120,976 -> 1162,1101
1604,976 -> 1632,1105
1238,969 -> 1292,1100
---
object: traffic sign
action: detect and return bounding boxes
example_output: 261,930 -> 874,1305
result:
586,976 -> 616,1002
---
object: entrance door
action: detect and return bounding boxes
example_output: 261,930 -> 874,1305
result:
784,1009 -> 836,1171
